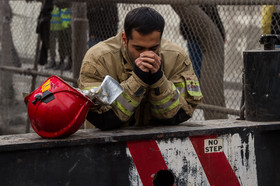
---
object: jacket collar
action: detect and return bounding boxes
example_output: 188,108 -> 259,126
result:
119,32 -> 134,73
119,32 -> 132,66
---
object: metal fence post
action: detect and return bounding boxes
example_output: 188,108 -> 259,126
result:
0,0 -> 15,128
71,2 -> 88,87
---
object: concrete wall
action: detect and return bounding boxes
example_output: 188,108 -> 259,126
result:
0,119 -> 279,185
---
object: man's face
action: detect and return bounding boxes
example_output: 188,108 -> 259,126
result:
122,29 -> 161,63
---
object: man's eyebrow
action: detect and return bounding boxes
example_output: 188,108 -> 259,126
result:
132,44 -> 160,49
149,44 -> 160,48
132,44 -> 144,48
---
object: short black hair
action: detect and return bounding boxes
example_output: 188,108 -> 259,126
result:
124,7 -> 165,40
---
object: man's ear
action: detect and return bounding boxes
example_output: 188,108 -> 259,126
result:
121,32 -> 127,47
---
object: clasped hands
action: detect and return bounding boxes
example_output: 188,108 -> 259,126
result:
133,51 -> 163,85
135,51 -> 161,73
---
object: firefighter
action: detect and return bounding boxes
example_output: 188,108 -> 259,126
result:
78,7 -> 202,130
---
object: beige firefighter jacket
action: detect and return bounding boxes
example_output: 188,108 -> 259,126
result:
78,32 -> 202,127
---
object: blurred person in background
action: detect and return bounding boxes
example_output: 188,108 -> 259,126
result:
45,5 -> 63,69
179,5 -> 226,80
36,0 -> 53,66
87,3 -> 119,48
54,3 -> 72,70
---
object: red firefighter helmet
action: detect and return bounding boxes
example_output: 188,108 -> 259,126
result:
24,75 -> 94,138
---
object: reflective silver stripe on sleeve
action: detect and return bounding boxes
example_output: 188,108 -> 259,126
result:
115,94 -> 138,113
176,86 -> 186,95
150,89 -> 179,110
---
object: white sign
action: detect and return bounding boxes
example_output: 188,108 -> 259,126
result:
204,138 -> 223,153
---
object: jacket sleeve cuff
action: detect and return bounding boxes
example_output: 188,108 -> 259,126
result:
120,73 -> 149,99
150,74 -> 169,90
131,72 -> 149,89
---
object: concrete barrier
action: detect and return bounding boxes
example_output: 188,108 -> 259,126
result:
0,119 -> 279,186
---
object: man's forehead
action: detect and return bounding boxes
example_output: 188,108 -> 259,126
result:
131,29 -> 161,38
129,30 -> 161,46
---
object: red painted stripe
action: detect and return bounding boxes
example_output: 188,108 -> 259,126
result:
127,140 -> 168,186
190,135 -> 241,186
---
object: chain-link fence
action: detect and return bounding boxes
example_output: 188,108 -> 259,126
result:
0,0 -> 279,134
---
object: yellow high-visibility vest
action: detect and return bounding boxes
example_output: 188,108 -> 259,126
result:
50,5 -> 62,31
261,5 -> 275,34
61,8 -> 71,29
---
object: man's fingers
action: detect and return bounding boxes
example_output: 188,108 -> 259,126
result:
141,62 -> 153,69
140,52 -> 161,61
137,51 -> 161,73
141,62 -> 159,74
135,58 -> 149,72
140,57 -> 160,71
140,55 -> 161,67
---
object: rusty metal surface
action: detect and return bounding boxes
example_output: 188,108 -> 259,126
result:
1,119 -> 280,152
